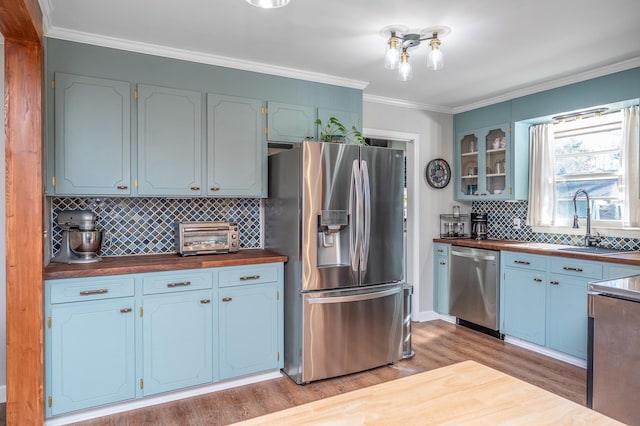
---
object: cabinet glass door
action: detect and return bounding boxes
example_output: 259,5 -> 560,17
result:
459,133 -> 479,198
484,128 -> 507,197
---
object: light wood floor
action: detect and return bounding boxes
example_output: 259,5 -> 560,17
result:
69,320 -> 586,425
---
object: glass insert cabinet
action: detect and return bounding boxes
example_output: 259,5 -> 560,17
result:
455,124 -> 510,200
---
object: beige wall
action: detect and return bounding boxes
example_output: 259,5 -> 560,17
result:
363,100 -> 467,318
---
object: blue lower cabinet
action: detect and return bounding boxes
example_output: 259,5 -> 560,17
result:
142,290 -> 214,395
546,275 -> 588,359
433,243 -> 450,314
48,298 -> 136,416
501,267 -> 546,346
45,262 -> 283,417
219,283 -> 281,379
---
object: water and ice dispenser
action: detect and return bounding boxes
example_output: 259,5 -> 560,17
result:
317,210 -> 350,266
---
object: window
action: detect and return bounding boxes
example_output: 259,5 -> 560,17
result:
553,111 -> 623,224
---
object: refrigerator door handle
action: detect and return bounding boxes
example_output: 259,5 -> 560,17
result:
307,286 -> 401,304
360,160 -> 371,272
349,159 -> 362,272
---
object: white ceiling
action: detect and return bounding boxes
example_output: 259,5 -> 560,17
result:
39,0 -> 640,113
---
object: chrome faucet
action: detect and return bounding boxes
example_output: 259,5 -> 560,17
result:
572,189 -> 601,247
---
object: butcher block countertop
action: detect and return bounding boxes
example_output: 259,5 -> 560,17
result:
433,238 -> 640,266
233,360 -> 620,425
44,249 -> 288,280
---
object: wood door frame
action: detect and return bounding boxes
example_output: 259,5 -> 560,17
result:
0,0 -> 45,424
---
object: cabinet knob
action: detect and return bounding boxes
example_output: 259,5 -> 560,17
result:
210,186 -> 221,191
116,185 -> 128,190
550,280 -> 560,285
190,186 -> 200,191
222,297 -> 233,302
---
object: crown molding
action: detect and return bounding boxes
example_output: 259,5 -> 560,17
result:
451,57 -> 640,114
363,94 -> 453,114
43,27 -> 369,91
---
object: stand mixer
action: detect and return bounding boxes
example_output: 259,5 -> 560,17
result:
51,209 -> 104,263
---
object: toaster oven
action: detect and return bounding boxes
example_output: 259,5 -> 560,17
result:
175,221 -> 239,256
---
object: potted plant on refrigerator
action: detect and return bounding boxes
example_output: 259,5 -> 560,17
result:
315,116 -> 366,145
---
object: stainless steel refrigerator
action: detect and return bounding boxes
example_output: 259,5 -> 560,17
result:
265,141 -> 405,384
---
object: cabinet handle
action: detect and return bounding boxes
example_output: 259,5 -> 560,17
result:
562,266 -> 583,272
80,289 -> 109,296
533,278 -> 542,282
190,186 -> 200,191
550,280 -> 560,285
167,281 -> 191,288
200,299 -> 211,304
514,260 -> 530,265
305,135 -> 314,140
116,185 -> 128,190
222,297 -> 233,302
120,307 -> 132,313
437,249 -> 444,253
210,186 -> 220,191
240,275 -> 261,281
439,261 -> 446,265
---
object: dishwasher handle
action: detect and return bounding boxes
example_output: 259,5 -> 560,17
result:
450,249 -> 496,262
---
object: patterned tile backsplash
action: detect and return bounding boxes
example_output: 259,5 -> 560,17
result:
50,197 -> 263,257
473,200 -> 640,251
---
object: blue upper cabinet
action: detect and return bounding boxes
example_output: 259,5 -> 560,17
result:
454,101 -> 528,201
207,94 -> 266,198
267,102 -> 316,143
137,85 -> 203,196
53,73 -> 132,195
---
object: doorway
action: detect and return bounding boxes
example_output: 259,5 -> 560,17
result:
363,129 -> 420,319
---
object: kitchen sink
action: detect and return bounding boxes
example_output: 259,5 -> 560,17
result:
557,246 -> 631,255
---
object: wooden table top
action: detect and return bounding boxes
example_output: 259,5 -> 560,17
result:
233,360 -> 620,425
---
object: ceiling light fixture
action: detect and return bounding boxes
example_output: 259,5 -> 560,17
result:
380,26 -> 451,81
246,0 -> 290,8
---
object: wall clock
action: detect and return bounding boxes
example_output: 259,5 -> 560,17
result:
425,158 -> 451,189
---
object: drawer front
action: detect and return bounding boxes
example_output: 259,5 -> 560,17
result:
501,251 -> 547,271
143,270 -> 213,295
218,264 -> 279,288
49,276 -> 135,304
551,258 -> 602,280
434,243 -> 449,257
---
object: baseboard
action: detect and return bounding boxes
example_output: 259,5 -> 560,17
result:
414,310 -> 455,324
0,385 -> 5,403
504,336 -> 587,369
45,370 -> 282,426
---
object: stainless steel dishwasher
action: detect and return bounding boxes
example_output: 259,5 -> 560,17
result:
449,246 -> 502,338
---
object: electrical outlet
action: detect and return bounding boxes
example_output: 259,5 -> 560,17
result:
513,218 -> 521,229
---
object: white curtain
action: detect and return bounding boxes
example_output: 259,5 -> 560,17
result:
526,123 -> 556,226
621,105 -> 640,227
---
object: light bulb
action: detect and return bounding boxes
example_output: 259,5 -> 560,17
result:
427,37 -> 444,70
246,0 -> 290,8
397,51 -> 412,81
384,36 -> 401,69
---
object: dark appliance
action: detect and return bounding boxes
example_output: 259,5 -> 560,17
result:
471,212 -> 488,240
587,276 -> 640,424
